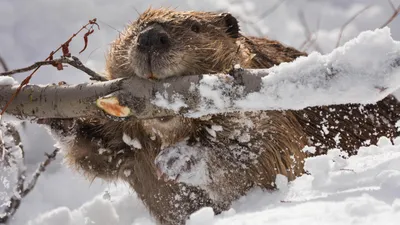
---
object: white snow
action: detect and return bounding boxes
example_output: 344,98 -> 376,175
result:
0,76 -> 17,86
153,92 -> 188,112
246,27 -> 400,109
302,145 -> 317,154
122,133 -> 142,149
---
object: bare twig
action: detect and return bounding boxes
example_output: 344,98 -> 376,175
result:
298,10 -> 323,52
0,57 -> 106,81
0,149 -> 59,224
0,19 -> 100,116
298,12 -> 310,50
336,5 -> 372,48
0,55 -> 8,72
256,0 -> 287,22
388,0 -> 397,11
22,149 -> 59,195
0,120 -> 25,225
380,0 -> 400,28
238,0 -> 287,37
0,123 -> 23,166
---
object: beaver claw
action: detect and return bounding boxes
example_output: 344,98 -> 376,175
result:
154,142 -> 210,186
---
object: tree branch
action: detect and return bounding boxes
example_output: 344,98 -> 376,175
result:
0,78 -> 124,119
0,149 -> 59,224
0,55 -> 8,72
336,5 -> 372,47
0,28 -> 399,120
380,0 -> 400,28
0,57 -> 106,81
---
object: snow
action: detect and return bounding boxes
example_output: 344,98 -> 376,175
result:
0,76 -> 16,86
122,133 -> 142,149
186,207 -> 215,225
157,28 -> 400,117
154,142 -> 210,187
153,92 -> 188,112
1,0 -> 400,225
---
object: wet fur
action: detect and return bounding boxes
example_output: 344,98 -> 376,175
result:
48,8 -> 400,225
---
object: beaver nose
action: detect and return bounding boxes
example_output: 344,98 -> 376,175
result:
137,25 -> 170,51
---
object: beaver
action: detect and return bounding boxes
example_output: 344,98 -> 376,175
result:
45,8 -> 400,225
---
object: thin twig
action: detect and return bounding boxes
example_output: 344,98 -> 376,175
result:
22,149 -> 59,195
0,149 -> 59,224
239,0 -> 287,37
0,19 -> 100,116
298,10 -> 313,50
309,11 -> 323,52
0,57 -> 106,81
256,0 -> 287,22
388,0 -> 396,11
336,5 -> 372,48
240,0 -> 286,24
0,55 -> 8,72
380,1 -> 400,28
298,10 -> 323,53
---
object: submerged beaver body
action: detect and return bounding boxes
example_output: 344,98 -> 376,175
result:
48,8 -> 400,225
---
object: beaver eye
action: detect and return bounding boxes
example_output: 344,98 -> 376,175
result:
191,23 -> 200,33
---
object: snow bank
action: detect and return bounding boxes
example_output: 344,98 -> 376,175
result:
25,136 -> 400,225
175,28 -> 400,117
27,184 -> 155,225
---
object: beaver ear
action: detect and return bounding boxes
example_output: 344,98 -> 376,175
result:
220,13 -> 240,38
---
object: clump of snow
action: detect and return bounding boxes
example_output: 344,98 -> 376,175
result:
122,133 -> 142,149
275,174 -> 288,191
123,169 -> 131,177
0,76 -> 17,86
211,125 -> 223,131
187,207 -> 215,225
154,142 -> 210,187
152,92 -> 188,112
302,145 -> 316,154
97,148 -> 108,155
377,136 -> 392,147
197,75 -> 235,113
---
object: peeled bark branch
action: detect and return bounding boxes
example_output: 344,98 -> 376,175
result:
0,28 -> 400,120
0,79 -> 123,119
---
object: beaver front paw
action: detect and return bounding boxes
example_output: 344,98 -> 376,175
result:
154,142 -> 210,187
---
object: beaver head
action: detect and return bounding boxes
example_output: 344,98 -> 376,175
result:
106,8 -> 241,80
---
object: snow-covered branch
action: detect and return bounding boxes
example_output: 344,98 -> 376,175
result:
0,28 -> 399,120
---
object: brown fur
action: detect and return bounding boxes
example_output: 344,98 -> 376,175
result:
47,8 -> 400,225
